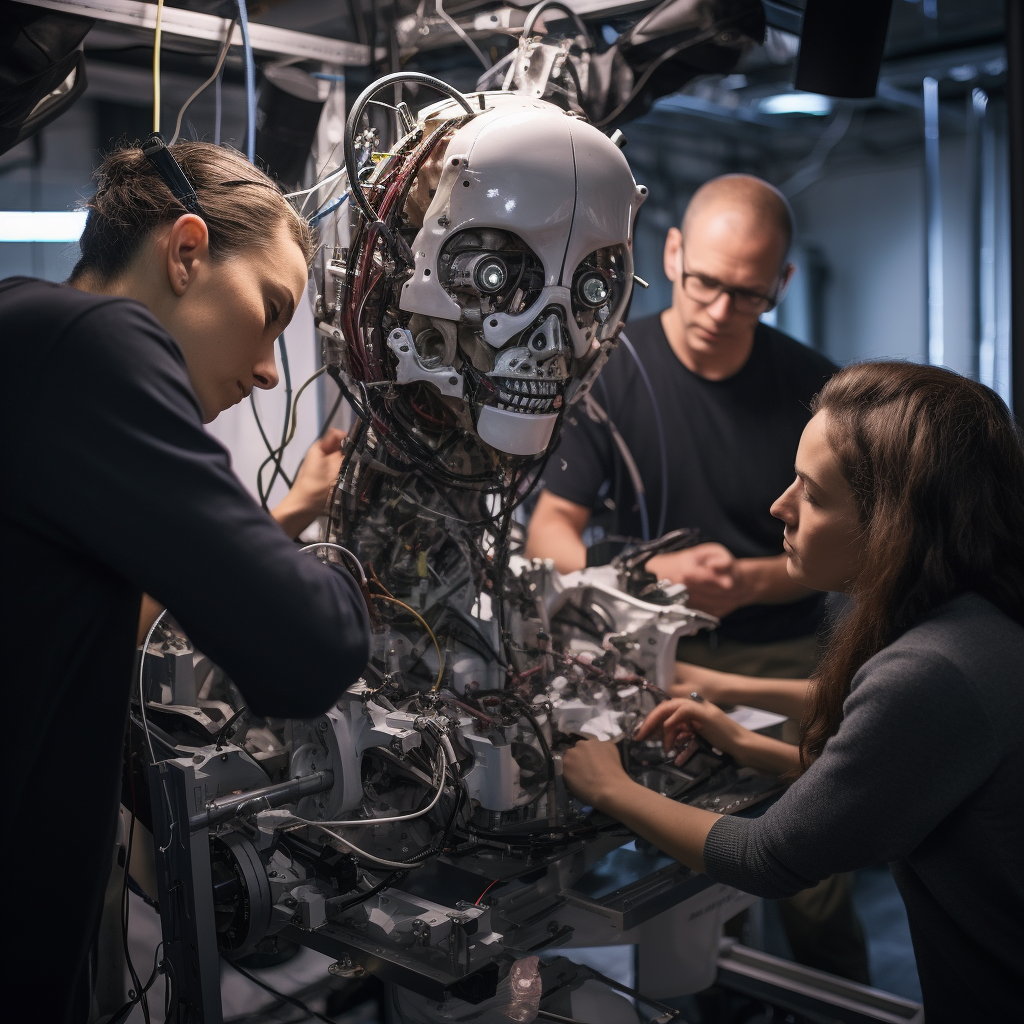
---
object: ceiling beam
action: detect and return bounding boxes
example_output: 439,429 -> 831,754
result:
15,0 -> 379,65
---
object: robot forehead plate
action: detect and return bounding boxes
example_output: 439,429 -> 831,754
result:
400,94 -> 647,358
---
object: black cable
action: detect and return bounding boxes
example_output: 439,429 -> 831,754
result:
536,1011 -> 594,1024
330,870 -> 405,916
222,958 -> 338,1024
344,73 -> 473,227
522,1 -> 593,42
264,333 -> 293,502
318,383 -> 345,440
215,707 -> 246,749
250,393 -> 294,496
505,693 -> 554,770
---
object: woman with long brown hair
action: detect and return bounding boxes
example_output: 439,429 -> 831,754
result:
562,361 -> 1024,1020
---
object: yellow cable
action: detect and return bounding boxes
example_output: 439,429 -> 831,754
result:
373,594 -> 444,691
153,0 -> 165,132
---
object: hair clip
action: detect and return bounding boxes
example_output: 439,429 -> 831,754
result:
142,132 -> 207,219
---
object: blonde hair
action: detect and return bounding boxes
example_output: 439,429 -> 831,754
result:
71,140 -> 315,281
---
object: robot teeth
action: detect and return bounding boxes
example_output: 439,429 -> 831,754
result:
489,376 -> 561,413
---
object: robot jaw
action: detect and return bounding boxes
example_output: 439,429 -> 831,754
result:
470,309 -> 570,457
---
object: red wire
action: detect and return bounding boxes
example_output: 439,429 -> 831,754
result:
475,878 -> 500,906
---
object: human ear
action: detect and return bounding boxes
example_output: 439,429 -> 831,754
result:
778,261 -> 796,295
663,226 -> 683,283
164,214 -> 210,297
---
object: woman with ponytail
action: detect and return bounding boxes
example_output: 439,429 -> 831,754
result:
1,141 -> 369,1022
563,361 -> 1024,1019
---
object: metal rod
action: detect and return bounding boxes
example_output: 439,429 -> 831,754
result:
190,769 -> 334,830
968,86 -> 983,381
1007,0 -> 1024,414
972,88 -> 1000,391
923,76 -> 944,367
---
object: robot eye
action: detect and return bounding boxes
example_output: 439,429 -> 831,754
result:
449,252 -> 508,295
576,270 -> 610,308
476,257 -> 508,294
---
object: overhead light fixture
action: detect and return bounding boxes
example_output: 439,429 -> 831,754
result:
758,92 -> 834,116
0,210 -> 87,242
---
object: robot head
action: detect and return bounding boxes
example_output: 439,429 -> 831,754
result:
391,95 -> 646,458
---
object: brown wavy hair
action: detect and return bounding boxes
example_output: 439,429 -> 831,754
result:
800,361 -> 1024,769
70,140 -> 315,282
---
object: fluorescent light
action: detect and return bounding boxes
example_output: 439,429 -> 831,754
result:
759,92 -> 833,116
0,211 -> 87,242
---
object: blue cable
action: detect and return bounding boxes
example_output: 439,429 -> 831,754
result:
311,191 -> 349,224
235,0 -> 256,162
619,332 -> 669,539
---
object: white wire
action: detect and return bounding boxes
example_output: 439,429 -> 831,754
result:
436,0 -> 491,70
313,825 -> 425,869
299,542 -> 367,584
290,748 -> 447,828
138,609 -> 169,765
169,17 -> 236,145
283,165 -> 347,201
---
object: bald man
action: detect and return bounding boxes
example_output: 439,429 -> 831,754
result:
527,174 -> 838,679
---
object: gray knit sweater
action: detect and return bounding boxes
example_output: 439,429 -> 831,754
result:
703,592 -> 1024,1019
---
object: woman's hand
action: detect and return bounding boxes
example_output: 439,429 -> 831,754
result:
669,662 -> 732,703
562,735 -> 719,873
561,738 -> 635,811
636,696 -> 747,763
271,428 -> 346,539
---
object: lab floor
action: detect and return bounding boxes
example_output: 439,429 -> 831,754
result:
120,865 -> 920,1021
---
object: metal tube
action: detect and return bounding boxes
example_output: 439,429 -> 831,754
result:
968,87 -> 983,381
1007,0 -> 1024,413
190,769 -> 334,830
972,89 -> 1000,391
923,76 -> 944,367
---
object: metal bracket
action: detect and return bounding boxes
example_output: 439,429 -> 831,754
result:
149,759 -> 224,1024
388,327 -> 465,398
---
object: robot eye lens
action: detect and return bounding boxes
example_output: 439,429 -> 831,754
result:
579,272 -> 609,307
476,258 -> 507,293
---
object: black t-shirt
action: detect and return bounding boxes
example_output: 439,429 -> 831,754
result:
0,278 -> 371,1023
543,313 -> 837,642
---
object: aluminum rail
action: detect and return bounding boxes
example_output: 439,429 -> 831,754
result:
17,0 -> 380,64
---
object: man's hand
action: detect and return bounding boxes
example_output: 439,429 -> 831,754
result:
271,428 -> 346,539
646,545 -> 813,617
561,737 -> 634,810
645,542 -> 745,617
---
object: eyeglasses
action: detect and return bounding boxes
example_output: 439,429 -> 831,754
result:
679,258 -> 787,315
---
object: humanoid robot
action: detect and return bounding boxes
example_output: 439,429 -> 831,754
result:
143,67 -> 779,1024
